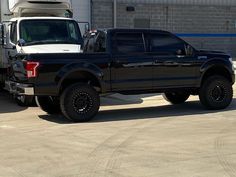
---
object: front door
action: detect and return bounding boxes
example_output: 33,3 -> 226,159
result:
150,32 -> 198,88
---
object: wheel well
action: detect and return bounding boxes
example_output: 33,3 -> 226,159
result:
201,66 -> 232,85
60,71 -> 102,93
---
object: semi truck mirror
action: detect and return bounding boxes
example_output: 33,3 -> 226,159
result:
0,23 -> 5,46
85,23 -> 90,32
77,21 -> 91,34
17,39 -> 26,47
185,44 -> 194,56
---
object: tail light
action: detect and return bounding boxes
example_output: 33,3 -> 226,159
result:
25,61 -> 40,78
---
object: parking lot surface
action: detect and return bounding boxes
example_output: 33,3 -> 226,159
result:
0,84 -> 236,177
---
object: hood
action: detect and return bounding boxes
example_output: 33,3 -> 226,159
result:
199,50 -> 228,55
198,50 -> 231,59
17,44 -> 81,54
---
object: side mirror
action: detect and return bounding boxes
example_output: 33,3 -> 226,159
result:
17,39 -> 26,47
185,45 -> 194,56
0,23 -> 6,46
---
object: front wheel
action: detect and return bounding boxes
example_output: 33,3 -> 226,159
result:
60,83 -> 100,122
163,92 -> 190,104
36,96 -> 61,114
199,75 -> 233,110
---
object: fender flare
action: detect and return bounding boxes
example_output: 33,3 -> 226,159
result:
55,62 -> 104,92
200,58 -> 233,83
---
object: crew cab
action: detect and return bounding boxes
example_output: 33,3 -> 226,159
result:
9,29 -> 235,122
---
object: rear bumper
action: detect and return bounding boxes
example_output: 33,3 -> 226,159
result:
5,81 -> 35,95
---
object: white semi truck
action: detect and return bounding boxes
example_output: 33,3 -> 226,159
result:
0,0 -> 84,105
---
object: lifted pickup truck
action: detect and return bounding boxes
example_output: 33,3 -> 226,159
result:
9,29 -> 235,122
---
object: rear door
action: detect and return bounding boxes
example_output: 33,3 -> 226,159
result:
150,32 -> 198,88
110,32 -> 153,91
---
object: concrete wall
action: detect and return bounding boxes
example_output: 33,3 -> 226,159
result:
91,0 -> 236,56
72,0 -> 91,35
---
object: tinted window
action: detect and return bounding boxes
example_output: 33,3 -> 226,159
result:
150,33 -> 186,55
113,33 -> 145,54
10,22 -> 17,44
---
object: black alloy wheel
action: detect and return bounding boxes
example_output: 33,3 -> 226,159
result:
60,83 -> 100,122
199,75 -> 233,110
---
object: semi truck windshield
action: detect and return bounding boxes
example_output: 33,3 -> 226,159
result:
19,20 -> 83,46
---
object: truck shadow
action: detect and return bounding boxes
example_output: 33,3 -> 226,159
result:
39,98 -> 236,124
0,91 -> 27,114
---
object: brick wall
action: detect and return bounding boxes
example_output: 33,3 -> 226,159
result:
92,1 -> 236,56
91,0 -> 114,29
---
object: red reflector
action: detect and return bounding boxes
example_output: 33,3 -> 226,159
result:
25,62 -> 39,78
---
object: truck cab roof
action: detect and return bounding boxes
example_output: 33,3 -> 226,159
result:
85,28 -> 173,38
9,16 -> 74,22
106,28 -> 171,34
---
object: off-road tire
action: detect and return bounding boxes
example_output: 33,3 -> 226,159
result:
36,96 -> 61,114
199,75 -> 233,110
60,83 -> 100,122
163,92 -> 190,104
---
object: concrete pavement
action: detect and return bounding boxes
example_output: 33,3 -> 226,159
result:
0,84 -> 236,177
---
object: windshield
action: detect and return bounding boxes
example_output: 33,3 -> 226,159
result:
19,19 -> 83,46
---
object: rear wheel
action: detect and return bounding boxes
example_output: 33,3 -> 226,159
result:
36,96 -> 61,114
199,75 -> 233,110
60,83 -> 100,122
163,92 -> 190,104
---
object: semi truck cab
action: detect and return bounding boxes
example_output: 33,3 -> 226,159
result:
0,0 -> 84,105
4,17 -> 82,54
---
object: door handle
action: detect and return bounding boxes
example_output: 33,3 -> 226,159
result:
176,55 -> 185,58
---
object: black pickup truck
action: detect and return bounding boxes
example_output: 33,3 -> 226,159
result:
9,29 -> 235,122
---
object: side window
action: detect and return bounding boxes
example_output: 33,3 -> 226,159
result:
113,33 -> 145,54
10,22 -> 17,44
150,33 -> 186,55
